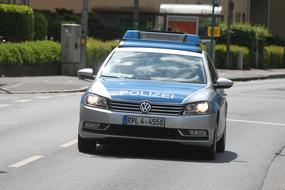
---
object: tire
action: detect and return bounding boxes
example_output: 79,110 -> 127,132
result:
216,127 -> 226,153
205,125 -> 217,160
78,135 -> 97,154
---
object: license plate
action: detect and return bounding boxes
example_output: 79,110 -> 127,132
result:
123,116 -> 165,128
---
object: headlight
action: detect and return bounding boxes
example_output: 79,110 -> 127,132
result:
85,94 -> 108,109
183,101 -> 210,115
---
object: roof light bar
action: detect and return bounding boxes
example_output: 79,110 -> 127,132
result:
123,30 -> 201,46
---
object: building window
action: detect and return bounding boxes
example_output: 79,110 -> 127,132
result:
242,13 -> 246,23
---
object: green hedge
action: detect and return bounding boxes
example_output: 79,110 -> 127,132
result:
263,46 -> 285,68
0,41 -> 60,66
87,39 -> 118,72
215,44 -> 250,69
0,4 -> 34,42
38,9 -> 80,41
218,23 -> 272,47
34,12 -> 48,40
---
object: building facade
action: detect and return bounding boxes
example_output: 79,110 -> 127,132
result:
0,0 -> 29,5
1,0 -> 284,39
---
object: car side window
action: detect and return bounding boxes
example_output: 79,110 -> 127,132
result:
207,55 -> 219,84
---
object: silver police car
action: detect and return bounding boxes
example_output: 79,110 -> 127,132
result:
77,31 -> 233,159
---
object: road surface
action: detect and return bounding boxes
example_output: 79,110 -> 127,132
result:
0,79 -> 285,190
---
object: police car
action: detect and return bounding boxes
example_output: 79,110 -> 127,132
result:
77,30 -> 233,160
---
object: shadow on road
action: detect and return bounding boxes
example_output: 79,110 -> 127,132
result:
90,142 -> 238,163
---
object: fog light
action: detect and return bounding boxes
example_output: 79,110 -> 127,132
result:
83,122 -> 110,131
179,129 -> 208,137
84,121 -> 100,129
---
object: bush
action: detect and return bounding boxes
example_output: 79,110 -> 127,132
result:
38,9 -> 80,41
0,41 -> 60,66
34,12 -> 48,40
86,39 -> 118,72
263,46 -> 285,68
218,23 -> 272,47
0,4 -> 34,42
215,44 -> 250,69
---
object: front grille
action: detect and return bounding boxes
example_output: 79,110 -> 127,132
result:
109,99 -> 184,116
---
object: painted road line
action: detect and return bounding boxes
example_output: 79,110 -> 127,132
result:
0,97 -> 19,100
36,96 -> 52,99
236,93 -> 285,98
0,121 -> 19,126
3,82 -> 26,90
0,104 -> 10,108
9,156 -> 44,168
13,99 -> 33,103
228,119 -> 285,127
59,139 -> 78,148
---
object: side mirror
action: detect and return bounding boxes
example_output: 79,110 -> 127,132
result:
77,68 -> 95,80
214,78 -> 233,89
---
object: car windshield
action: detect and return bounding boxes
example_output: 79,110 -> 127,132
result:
101,51 -> 207,84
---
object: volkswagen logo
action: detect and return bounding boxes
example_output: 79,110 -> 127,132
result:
140,102 -> 151,113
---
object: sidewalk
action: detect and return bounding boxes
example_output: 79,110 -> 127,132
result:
0,69 -> 285,94
0,76 -> 90,94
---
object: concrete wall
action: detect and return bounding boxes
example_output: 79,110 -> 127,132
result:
250,0 -> 267,26
30,0 -> 224,13
270,0 -> 285,38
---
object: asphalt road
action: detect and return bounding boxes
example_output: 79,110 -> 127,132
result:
0,79 -> 285,190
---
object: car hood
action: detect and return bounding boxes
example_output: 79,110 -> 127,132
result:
89,78 -> 209,104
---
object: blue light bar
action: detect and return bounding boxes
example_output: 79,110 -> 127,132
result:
122,30 -> 201,46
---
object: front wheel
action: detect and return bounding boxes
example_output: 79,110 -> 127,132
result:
205,125 -> 217,160
78,135 -> 97,154
216,127 -> 226,153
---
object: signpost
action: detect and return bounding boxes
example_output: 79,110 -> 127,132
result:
80,0 -> 89,69
210,0 -> 216,60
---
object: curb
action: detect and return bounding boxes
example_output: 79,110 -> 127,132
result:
0,86 -> 89,94
226,74 -> 285,82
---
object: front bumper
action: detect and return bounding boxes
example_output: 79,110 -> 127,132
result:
79,105 -> 217,147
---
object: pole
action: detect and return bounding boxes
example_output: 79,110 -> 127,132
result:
226,0 -> 233,69
134,0 -> 139,29
210,0 -> 215,60
80,0 -> 89,69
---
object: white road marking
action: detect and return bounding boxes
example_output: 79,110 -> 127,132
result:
56,94 -> 70,97
3,82 -> 26,90
235,93 -> 285,98
0,97 -> 19,100
228,119 -> 285,127
0,104 -> 10,108
0,121 -> 19,126
13,99 -> 33,103
59,139 -> 78,148
35,96 -> 51,99
9,156 -> 44,168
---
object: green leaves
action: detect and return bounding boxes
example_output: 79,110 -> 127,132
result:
0,41 -> 60,66
86,39 -> 119,71
0,4 -> 34,42
263,46 -> 285,68
215,44 -> 250,69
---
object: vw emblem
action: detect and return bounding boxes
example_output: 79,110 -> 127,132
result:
140,102 -> 151,113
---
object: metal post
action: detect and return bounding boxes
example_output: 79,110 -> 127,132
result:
210,0 -> 215,60
80,0 -> 89,69
267,0 -> 271,28
134,0 -> 139,29
226,0 -> 233,69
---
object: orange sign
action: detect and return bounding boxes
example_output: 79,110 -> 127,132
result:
208,26 -> 221,37
168,21 -> 197,34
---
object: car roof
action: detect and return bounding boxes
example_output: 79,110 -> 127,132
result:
119,30 -> 202,53
115,47 -> 204,58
